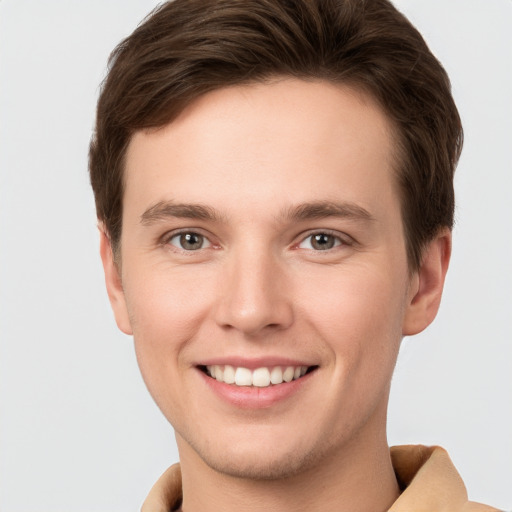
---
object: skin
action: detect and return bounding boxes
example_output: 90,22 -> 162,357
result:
101,79 -> 451,511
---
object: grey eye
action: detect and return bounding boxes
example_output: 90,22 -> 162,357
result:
169,232 -> 210,250
299,233 -> 341,251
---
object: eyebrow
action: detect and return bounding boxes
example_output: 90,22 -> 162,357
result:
140,199 -> 375,226
279,201 -> 375,223
140,201 -> 224,225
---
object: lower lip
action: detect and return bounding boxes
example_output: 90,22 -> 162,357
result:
198,369 -> 314,409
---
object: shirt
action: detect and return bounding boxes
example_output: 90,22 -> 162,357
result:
141,445 -> 500,512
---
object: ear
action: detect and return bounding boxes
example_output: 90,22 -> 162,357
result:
402,229 -> 452,336
99,227 -> 133,335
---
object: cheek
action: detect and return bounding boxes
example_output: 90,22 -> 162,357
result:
298,265 -> 406,375
125,260 -> 216,334
122,266 -> 215,399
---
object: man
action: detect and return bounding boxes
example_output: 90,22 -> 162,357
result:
89,0 -> 499,510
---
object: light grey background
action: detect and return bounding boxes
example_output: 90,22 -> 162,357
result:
1,1 -> 511,510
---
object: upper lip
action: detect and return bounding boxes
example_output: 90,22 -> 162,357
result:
196,357 -> 317,370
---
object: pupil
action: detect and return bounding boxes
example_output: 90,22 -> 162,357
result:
312,233 -> 334,250
181,233 -> 202,250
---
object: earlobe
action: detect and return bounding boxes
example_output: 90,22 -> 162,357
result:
402,229 -> 452,336
99,227 -> 133,335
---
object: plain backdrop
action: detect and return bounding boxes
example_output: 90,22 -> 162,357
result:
1,1 -> 511,511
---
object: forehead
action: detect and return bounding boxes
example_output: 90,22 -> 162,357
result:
123,79 -> 400,223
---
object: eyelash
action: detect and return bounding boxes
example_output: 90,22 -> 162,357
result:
163,230 -> 213,252
162,229 -> 352,253
295,230 -> 349,251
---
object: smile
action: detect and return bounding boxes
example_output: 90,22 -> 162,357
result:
203,365 -> 315,387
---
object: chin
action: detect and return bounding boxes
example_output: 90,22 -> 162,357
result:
204,447 -> 320,481
179,425 -> 332,481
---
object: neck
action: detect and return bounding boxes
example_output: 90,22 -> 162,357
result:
177,423 -> 399,512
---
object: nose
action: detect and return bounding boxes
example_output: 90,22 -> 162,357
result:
214,247 -> 294,337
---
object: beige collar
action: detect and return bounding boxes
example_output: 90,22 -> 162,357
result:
141,445 -> 499,512
389,445 -> 499,511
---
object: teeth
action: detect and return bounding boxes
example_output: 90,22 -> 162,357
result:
235,367 -> 252,386
252,368 -> 270,387
283,366 -> 294,382
205,365 -> 310,387
270,366 -> 283,384
223,365 -> 235,384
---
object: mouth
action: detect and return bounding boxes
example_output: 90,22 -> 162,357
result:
199,364 -> 318,388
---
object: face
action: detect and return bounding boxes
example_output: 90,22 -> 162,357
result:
102,79 -> 447,480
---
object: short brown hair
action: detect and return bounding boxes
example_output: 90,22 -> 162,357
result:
89,0 -> 462,270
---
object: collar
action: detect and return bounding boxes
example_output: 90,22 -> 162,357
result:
141,445 -> 498,512
389,445 -> 498,511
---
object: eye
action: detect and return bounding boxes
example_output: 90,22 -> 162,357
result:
167,232 -> 211,251
298,232 -> 343,251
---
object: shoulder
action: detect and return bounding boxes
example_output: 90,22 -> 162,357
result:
141,463 -> 182,512
390,445 -> 501,512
